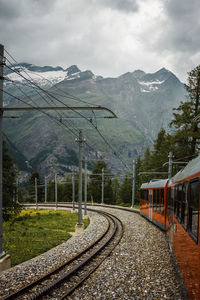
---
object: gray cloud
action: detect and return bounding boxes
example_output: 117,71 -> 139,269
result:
0,0 -> 21,19
96,0 -> 139,13
0,0 -> 199,82
162,0 -> 200,53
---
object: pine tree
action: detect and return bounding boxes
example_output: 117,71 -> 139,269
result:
62,174 -> 72,202
47,179 -> 55,202
135,156 -> 142,204
88,158 -> 112,204
112,175 -> 120,204
119,173 -> 132,205
171,65 -> 200,157
28,172 -> 43,202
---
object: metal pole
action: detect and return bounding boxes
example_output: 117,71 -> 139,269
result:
101,168 -> 104,204
168,152 -> 173,179
77,130 -> 84,225
0,44 -> 4,257
132,159 -> 136,207
45,176 -> 47,203
55,174 -> 58,208
35,177 -> 38,209
72,168 -> 75,211
84,158 -> 87,215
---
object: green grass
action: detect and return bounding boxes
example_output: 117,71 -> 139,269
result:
3,209 -> 90,266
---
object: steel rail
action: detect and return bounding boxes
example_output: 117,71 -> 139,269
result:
35,210 -> 122,299
2,209 -> 123,300
60,211 -> 123,299
1,210 -> 111,300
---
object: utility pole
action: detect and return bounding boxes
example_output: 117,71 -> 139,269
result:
132,159 -> 136,208
76,130 -> 85,225
55,174 -> 58,208
45,176 -> 47,203
72,168 -> 75,211
35,177 -> 38,209
84,158 -> 88,216
101,167 -> 104,205
0,44 -> 4,258
168,152 -> 173,179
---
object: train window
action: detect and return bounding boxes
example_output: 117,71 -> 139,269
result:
177,184 -> 182,221
153,189 -> 156,211
141,190 -> 147,201
188,179 -> 199,243
161,189 -> 164,215
157,189 -> 160,213
167,187 -> 173,216
174,186 -> 178,216
182,182 -> 188,229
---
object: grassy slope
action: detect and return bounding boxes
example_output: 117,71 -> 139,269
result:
3,209 -> 89,266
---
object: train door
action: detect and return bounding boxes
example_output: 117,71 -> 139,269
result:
149,189 -> 153,221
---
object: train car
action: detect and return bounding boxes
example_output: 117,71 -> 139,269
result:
140,179 -> 168,231
140,154 -> 200,299
167,155 -> 200,300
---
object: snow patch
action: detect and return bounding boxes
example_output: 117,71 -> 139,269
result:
6,67 -> 68,86
139,80 -> 165,86
139,79 -> 164,93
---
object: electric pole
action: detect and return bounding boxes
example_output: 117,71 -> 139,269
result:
35,177 -> 38,209
55,174 -> 58,208
168,152 -> 173,179
0,44 -> 4,257
76,130 -> 85,225
84,157 -> 87,216
72,168 -> 75,211
132,159 -> 136,207
101,167 -> 104,205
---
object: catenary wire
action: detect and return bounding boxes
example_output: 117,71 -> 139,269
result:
4,49 -> 101,107
2,52 -> 130,171
3,76 -> 80,134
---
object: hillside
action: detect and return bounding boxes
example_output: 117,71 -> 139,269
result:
3,64 -> 186,177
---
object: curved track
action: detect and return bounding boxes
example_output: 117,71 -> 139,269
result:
2,208 -> 123,300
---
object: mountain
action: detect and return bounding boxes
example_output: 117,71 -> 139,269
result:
3,64 -> 186,177
3,63 -> 95,105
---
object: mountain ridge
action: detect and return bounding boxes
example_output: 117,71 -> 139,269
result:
3,63 -> 186,177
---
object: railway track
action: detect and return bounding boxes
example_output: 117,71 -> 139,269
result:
2,209 -> 123,300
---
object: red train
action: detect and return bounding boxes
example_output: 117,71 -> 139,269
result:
140,155 -> 200,299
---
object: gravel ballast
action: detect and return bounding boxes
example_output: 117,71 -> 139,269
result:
0,206 -> 185,299
69,207 -> 184,300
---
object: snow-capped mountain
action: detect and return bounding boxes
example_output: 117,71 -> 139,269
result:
3,64 -> 186,176
3,63 -> 95,105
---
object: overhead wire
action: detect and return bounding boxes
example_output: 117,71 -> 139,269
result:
1,89 -> 79,138
2,51 -> 130,171
3,58 -> 81,134
3,75 -> 79,135
4,49 -> 101,107
2,88 -> 99,154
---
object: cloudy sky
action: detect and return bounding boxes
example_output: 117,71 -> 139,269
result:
0,0 -> 199,82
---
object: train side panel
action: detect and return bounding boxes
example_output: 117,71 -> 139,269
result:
168,176 -> 200,299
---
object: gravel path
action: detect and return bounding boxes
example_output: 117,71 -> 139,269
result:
69,207 -> 184,300
0,211 -> 108,298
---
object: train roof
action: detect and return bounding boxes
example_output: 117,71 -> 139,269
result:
170,154 -> 200,183
140,179 -> 168,189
